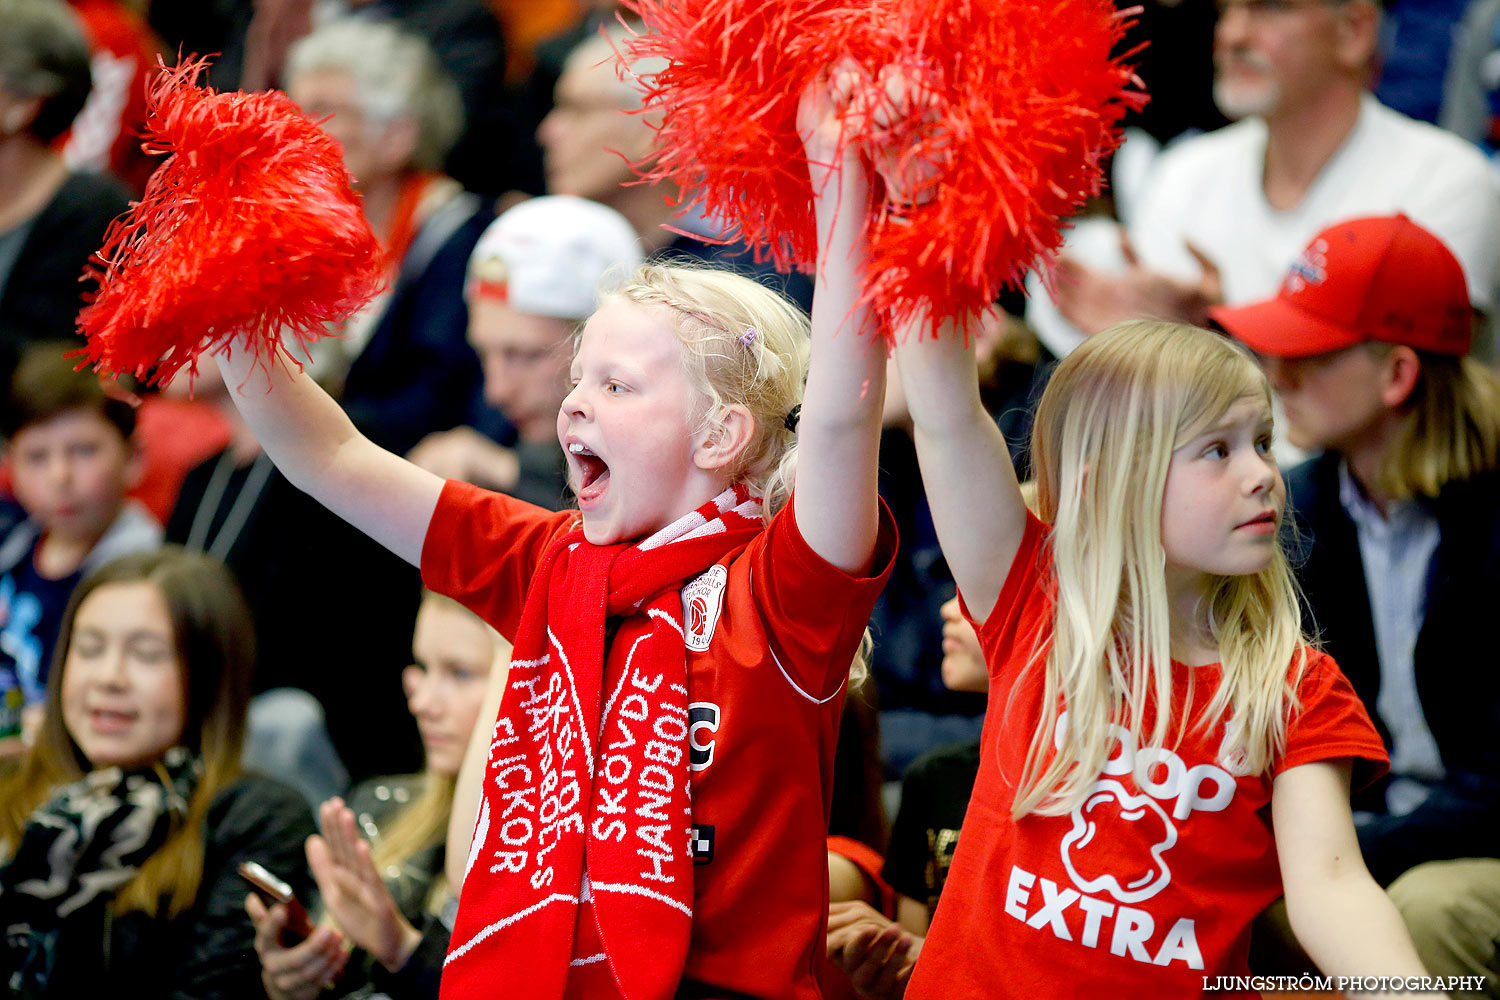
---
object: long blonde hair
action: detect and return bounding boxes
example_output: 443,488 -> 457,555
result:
367,772 -> 458,914
1370,347 -> 1500,499
1015,321 -> 1307,817
608,263 -> 810,518
368,592 -> 508,913
0,549 -> 253,917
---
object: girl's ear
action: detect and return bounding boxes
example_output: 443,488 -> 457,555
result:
693,404 -> 756,473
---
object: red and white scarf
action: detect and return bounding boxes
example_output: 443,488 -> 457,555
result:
441,485 -> 764,1000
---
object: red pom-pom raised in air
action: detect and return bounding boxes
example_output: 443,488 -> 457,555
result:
76,57 -> 384,384
622,0 -> 1146,334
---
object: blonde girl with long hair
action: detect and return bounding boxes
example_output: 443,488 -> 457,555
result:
248,591 -> 509,1000
209,68 -> 894,1000
893,316 -> 1443,999
0,547 -> 317,998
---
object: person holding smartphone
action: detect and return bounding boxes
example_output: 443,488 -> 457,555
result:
0,548 -> 317,999
247,592 -> 509,1000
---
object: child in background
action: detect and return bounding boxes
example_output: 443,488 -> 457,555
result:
825,595 -> 990,1000
211,71 -> 895,1000
893,312 -> 1436,997
249,591 -> 511,1000
883,596 -> 989,924
0,345 -> 161,754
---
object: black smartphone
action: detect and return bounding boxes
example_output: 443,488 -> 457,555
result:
239,861 -> 314,944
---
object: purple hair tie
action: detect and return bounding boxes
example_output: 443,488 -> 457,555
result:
737,327 -> 758,347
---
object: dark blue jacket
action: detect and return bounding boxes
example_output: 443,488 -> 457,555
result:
341,193 -> 490,456
1285,453 -> 1500,880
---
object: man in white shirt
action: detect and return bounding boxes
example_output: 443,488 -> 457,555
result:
1053,0 -> 1500,350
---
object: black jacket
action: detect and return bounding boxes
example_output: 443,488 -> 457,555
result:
167,451 -> 424,781
0,171 -> 130,354
1285,454 -> 1500,803
40,775 -> 316,999
333,775 -> 449,1000
340,193 -> 490,457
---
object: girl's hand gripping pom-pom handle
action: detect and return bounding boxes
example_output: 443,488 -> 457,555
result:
621,0 -> 1147,337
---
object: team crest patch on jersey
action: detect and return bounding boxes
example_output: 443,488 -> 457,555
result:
681,564 -> 729,651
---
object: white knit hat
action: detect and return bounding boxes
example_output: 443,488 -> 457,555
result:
466,195 -> 644,320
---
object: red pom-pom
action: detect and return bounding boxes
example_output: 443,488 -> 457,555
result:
622,0 -> 1145,333
77,57 -> 384,384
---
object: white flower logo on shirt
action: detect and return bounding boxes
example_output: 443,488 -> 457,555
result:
1059,779 -> 1177,904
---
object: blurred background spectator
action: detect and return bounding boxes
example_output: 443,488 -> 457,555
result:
284,17 -> 488,455
537,28 -> 815,312
164,355 -> 424,785
249,591 -> 509,1000
0,345 -> 160,757
1043,0 -> 1500,363
0,548 -> 316,999
60,0 -> 163,193
407,194 -> 642,506
0,0 -> 131,359
149,0 -> 535,196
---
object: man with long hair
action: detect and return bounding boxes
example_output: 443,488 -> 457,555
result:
1215,214 -> 1500,992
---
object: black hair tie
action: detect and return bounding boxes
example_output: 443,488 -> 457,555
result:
783,404 -> 801,433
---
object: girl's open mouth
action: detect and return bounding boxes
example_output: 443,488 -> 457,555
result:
569,443 -> 611,502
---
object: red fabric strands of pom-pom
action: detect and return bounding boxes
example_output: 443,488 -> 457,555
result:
77,58 -> 384,384
623,0 -> 1146,336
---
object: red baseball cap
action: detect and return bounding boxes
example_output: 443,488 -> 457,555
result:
1209,214 -> 1472,358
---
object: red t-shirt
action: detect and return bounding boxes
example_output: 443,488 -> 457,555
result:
422,481 -> 897,999
906,514 -> 1388,1000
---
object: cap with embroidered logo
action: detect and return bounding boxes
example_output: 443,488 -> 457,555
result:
1209,214 -> 1471,358
466,195 -> 644,320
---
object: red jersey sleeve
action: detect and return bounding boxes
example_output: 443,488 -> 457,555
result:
419,479 -> 576,641
1275,650 -> 1389,790
963,511 -> 1052,681
748,493 -> 898,699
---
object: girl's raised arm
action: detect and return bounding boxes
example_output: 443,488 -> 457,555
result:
1273,760 -> 1446,998
790,71 -> 886,577
891,314 -> 1027,624
217,347 -> 444,567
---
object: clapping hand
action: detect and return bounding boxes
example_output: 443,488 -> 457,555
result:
1053,229 -> 1223,335
306,797 -> 423,973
